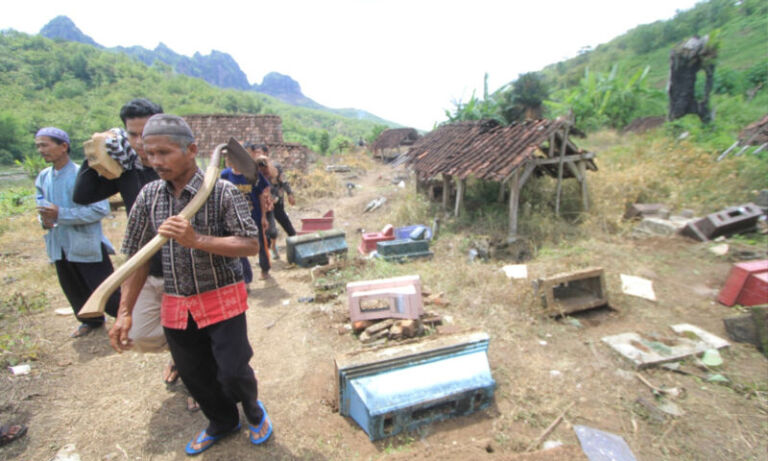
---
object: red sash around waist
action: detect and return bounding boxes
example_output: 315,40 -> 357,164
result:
161,282 -> 248,330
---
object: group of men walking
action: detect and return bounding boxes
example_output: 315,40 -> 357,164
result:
31,99 -> 295,455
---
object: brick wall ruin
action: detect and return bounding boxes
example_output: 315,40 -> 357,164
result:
183,114 -> 311,171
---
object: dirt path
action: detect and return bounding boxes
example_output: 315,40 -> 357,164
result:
0,160 -> 766,460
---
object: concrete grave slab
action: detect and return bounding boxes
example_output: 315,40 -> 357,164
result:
602,323 -> 729,368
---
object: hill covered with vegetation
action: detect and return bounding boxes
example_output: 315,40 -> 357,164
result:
448,0 -> 766,155
0,30 -> 387,164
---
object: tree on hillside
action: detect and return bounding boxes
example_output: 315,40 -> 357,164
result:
497,72 -> 549,123
668,33 -> 719,123
319,131 -> 330,155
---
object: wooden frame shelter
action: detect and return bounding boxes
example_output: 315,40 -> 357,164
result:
405,118 -> 597,238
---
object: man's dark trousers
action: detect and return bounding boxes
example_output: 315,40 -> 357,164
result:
165,312 -> 264,436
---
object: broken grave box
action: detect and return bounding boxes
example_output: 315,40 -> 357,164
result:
534,267 -> 608,316
376,239 -> 433,262
681,203 -> 763,241
297,210 -> 334,235
347,275 -> 423,323
335,331 -> 495,441
718,260 -> 768,307
358,224 -> 396,255
285,229 -> 347,267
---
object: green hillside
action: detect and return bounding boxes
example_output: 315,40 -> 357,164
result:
541,0 -> 767,91
0,31 -> 382,164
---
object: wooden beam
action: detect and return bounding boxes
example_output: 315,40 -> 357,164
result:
548,133 -> 555,158
555,125 -> 570,217
497,180 -> 506,203
508,168 -> 521,239
565,161 -> 582,182
533,152 -> 595,165
442,174 -> 452,211
454,177 -> 465,217
579,160 -> 589,211
519,162 -> 536,189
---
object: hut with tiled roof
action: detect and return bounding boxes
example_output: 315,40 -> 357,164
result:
371,128 -> 421,161
405,118 -> 596,238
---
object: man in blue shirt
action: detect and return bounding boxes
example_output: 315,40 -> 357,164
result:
34,127 -> 119,338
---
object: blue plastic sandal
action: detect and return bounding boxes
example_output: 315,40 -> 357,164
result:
185,423 -> 241,456
248,401 -> 273,445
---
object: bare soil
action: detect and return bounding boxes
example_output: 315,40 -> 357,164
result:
0,160 -> 766,461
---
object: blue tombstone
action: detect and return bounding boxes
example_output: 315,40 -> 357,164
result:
286,229 -> 348,267
336,331 -> 496,440
376,239 -> 432,262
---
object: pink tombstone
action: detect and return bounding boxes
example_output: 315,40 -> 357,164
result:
298,210 -> 334,235
347,275 -> 423,323
358,224 -> 395,255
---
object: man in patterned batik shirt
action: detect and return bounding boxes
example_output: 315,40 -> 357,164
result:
108,114 -> 273,456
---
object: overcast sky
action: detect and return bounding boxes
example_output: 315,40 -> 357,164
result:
2,0 -> 700,130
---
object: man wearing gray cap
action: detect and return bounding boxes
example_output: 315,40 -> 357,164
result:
34,127 -> 119,337
108,114 -> 273,455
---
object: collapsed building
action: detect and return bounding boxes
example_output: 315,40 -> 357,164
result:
371,128 -> 421,161
183,114 -> 313,172
404,118 -> 597,238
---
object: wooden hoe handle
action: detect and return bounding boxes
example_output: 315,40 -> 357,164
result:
77,144 -> 224,319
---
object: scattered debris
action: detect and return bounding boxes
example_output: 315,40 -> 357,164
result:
325,164 -> 351,173
298,296 -> 314,303
346,182 -> 357,196
397,181 -> 406,188
635,373 -> 685,399
709,243 -> 729,256
501,264 -> 528,279
620,274 -> 656,302
700,349 -> 723,367
624,203 -> 669,220
632,215 -> 693,238
527,401 -> 575,452
50,443 -> 82,461
602,323 -> 730,368
574,425 -> 637,461
395,224 -> 432,241
723,306 -> 768,356
9,364 -> 31,375
54,308 -> 71,316
363,197 -> 387,213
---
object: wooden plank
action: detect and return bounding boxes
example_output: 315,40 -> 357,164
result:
565,161 -> 582,182
442,174 -> 451,210
454,177 -> 465,217
579,160 -> 589,211
533,152 -> 595,165
555,125 -> 570,217
508,168 -> 520,238
519,162 -> 536,189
